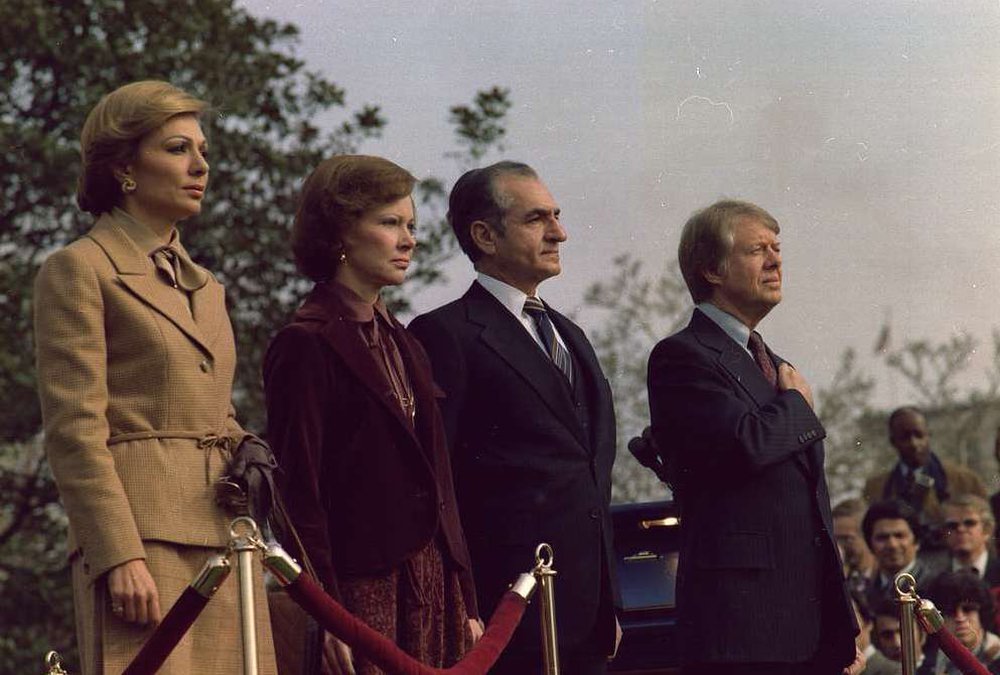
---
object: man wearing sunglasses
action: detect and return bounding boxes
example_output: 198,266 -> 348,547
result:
942,495 -> 1000,588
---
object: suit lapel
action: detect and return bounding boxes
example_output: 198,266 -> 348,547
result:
691,309 -> 819,479
182,239 -> 227,352
691,310 -> 774,408
87,215 -> 216,357
299,289 -> 422,447
465,283 -> 589,450
189,280 -> 227,352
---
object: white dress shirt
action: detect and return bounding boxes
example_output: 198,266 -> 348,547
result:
951,549 -> 989,578
477,272 -> 570,354
697,302 -> 755,356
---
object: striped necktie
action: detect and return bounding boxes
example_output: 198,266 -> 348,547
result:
747,330 -> 777,388
524,296 -> 574,386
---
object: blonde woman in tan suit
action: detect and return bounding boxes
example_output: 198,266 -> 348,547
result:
33,80 -> 276,674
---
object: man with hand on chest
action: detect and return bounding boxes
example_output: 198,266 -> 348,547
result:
645,199 -> 861,675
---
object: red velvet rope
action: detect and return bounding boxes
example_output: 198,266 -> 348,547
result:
122,587 -> 210,675
930,627 -> 992,675
284,572 -> 528,675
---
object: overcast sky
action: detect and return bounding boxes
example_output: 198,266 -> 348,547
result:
239,0 -> 1000,410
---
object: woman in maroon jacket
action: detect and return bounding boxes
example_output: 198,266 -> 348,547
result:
263,155 -> 481,675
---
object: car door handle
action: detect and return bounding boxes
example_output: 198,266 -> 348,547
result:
623,551 -> 660,562
639,516 -> 679,529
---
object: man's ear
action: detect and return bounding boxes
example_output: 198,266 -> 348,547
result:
470,220 -> 498,257
703,266 -> 725,287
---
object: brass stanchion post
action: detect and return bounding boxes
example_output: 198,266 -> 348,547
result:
533,543 -> 559,675
894,573 -> 919,675
44,651 -> 69,674
230,516 -> 263,675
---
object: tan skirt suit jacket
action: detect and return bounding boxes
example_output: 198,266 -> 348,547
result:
34,210 -> 275,674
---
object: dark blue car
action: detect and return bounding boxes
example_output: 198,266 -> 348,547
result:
608,500 -> 680,675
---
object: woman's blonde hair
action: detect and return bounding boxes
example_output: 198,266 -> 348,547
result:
77,80 -> 209,215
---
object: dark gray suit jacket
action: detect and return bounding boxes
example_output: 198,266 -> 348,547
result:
647,309 -> 857,666
409,281 -> 619,655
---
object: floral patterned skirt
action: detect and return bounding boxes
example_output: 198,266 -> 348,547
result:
338,538 -> 470,674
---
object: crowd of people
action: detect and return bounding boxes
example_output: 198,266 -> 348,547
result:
835,407 -> 1000,674
33,78 -> 996,675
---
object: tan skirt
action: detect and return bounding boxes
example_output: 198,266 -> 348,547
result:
72,540 -> 277,674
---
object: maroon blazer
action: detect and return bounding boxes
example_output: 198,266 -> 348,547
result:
263,283 -> 478,618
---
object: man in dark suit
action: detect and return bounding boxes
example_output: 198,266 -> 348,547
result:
863,406 -> 986,549
645,200 -> 861,675
409,161 -> 620,674
862,499 -> 944,605
941,495 -> 1000,587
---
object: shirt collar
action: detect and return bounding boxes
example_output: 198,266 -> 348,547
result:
477,272 -> 534,319
879,558 -> 917,588
323,280 -> 390,324
951,549 -> 989,577
697,301 -> 753,355
112,207 -> 180,255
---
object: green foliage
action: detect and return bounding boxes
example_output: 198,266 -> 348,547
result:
447,87 -> 511,163
1,0 -> 387,442
885,332 -> 983,408
1,0 -> 511,670
0,440 -> 74,673
873,327 -> 1000,475
580,254 -> 690,503
816,348 -> 876,500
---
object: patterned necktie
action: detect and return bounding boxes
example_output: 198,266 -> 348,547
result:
151,244 -> 208,292
153,246 -> 182,288
523,296 -> 574,386
747,331 -> 777,388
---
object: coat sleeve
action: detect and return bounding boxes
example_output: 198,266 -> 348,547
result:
34,246 -> 146,577
263,324 -> 341,599
223,404 -> 249,440
647,337 -> 825,479
862,474 -> 884,504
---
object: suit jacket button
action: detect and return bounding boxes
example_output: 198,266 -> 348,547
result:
590,509 -> 600,519
199,360 -> 210,372
813,536 -> 823,547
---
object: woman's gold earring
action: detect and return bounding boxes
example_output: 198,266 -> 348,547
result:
121,177 -> 137,194
339,250 -> 347,264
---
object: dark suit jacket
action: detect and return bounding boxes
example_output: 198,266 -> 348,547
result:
409,281 -> 619,654
986,553 -> 1000,588
263,282 -> 477,617
647,309 -> 857,666
937,552 -> 1000,587
866,554 -> 945,607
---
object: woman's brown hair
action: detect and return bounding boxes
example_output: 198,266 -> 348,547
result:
292,155 -> 416,282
